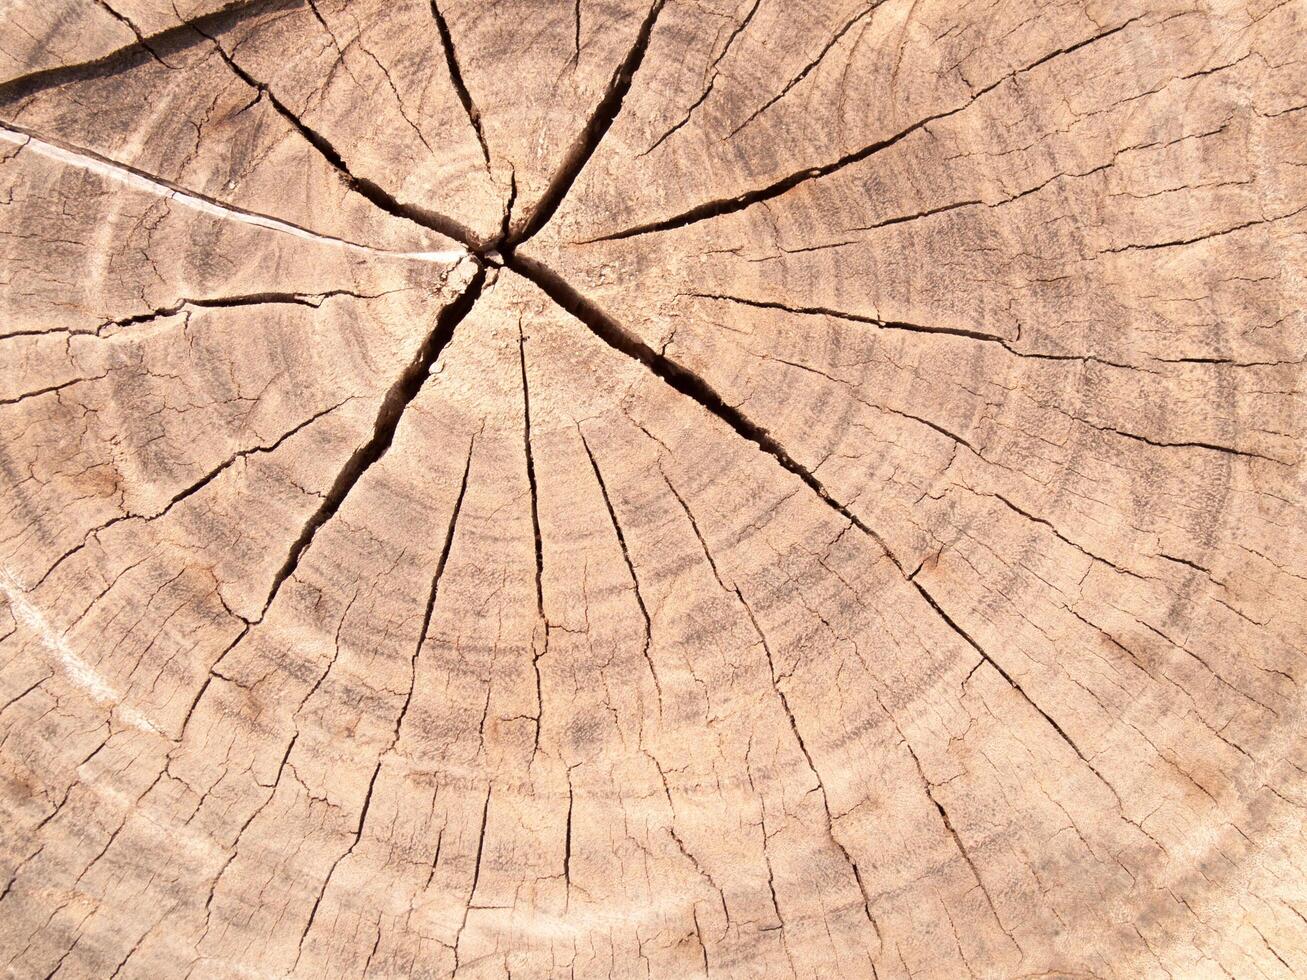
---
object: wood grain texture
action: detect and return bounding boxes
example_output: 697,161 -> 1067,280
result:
1,1 -> 1304,977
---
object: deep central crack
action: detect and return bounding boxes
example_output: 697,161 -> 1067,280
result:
306,0 -> 913,581
1,0 -> 915,593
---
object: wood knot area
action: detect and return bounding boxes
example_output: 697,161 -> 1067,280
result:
0,1 -> 1304,977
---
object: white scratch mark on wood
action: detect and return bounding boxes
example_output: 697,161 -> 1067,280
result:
0,125 -> 467,264
0,569 -> 162,734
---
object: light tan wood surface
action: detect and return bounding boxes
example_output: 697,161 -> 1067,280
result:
1,1 -> 1305,976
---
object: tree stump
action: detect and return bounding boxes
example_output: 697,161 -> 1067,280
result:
1,1 -> 1305,976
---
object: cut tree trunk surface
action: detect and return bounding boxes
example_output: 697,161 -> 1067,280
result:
0,0 -> 1304,976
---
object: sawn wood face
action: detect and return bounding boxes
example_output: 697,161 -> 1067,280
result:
0,1 -> 1304,977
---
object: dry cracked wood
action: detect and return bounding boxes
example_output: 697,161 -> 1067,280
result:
0,0 -> 1304,977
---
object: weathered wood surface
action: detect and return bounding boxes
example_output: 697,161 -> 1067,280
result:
1,0 -> 1305,976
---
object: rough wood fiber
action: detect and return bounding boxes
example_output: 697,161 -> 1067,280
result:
0,0 -> 1304,977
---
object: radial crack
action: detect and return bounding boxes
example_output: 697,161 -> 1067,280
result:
686,291 -> 1010,344
95,289 -> 390,335
579,430 -> 663,710
1101,202 -> 1307,253
659,463 -> 878,937
430,1 -> 492,172
929,784 -> 1008,931
392,433 -> 477,746
506,252 -> 903,569
189,18 -> 486,248
259,264 -> 486,616
0,375 -> 104,407
638,0 -> 764,157
726,0 -> 882,139
1076,417 -> 1291,466
911,578 -> 1125,805
511,0 -> 668,244
687,290 -> 1187,372
563,774 -> 574,907
452,787 -> 493,968
517,324 -> 546,620
588,16 -> 1144,241
32,396 -> 357,590
734,580 -> 878,932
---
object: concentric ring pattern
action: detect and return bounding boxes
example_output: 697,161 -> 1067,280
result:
1,1 -> 1305,977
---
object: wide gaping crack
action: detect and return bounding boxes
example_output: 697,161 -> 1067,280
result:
91,0 -> 179,70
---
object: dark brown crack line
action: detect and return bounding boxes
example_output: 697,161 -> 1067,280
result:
587,16 -> 1143,242
0,0 -> 300,104
638,0 -> 763,158
294,439 -> 474,961
190,18 -> 486,248
726,0 -> 882,139
260,266 -> 486,616
499,169 -> 518,247
98,289 -> 369,331
686,291 -> 1009,344
579,430 -> 663,708
510,0 -> 667,245
504,251 -> 901,566
451,788 -> 492,970
430,0 -> 492,172
910,578 -> 1120,799
667,470 -> 880,936
33,396 -> 355,592
396,432 -> 476,743
517,324 -> 546,620
91,0 -> 180,69
686,291 -> 1188,373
